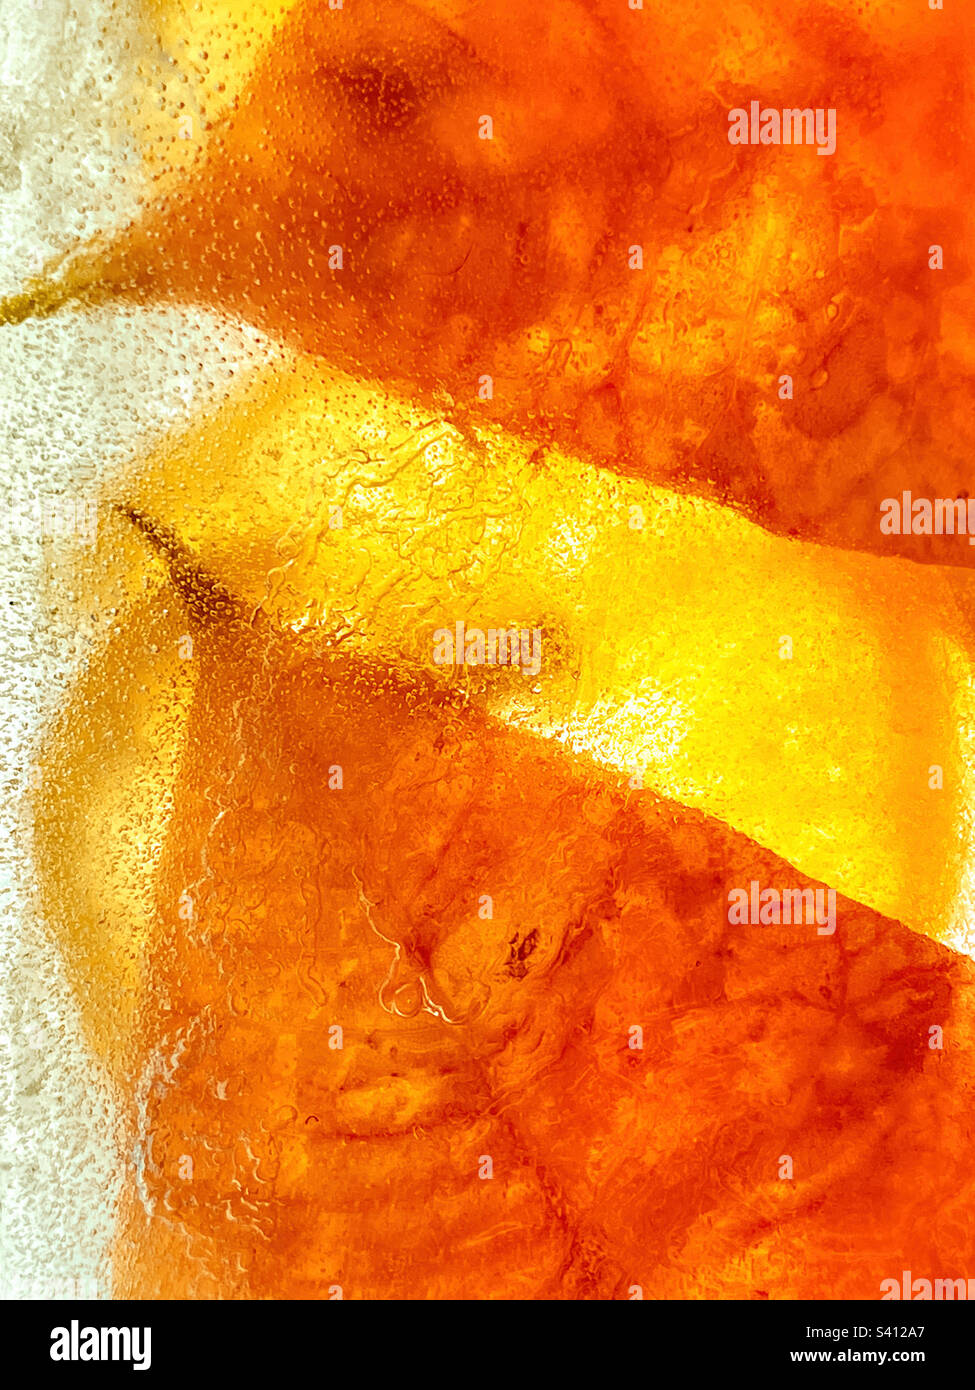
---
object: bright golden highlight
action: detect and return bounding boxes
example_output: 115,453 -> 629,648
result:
114,359 -> 975,943
22,0 -> 975,1300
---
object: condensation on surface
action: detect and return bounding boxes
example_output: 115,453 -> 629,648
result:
4,0 -> 975,1301
0,301 -> 281,1294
